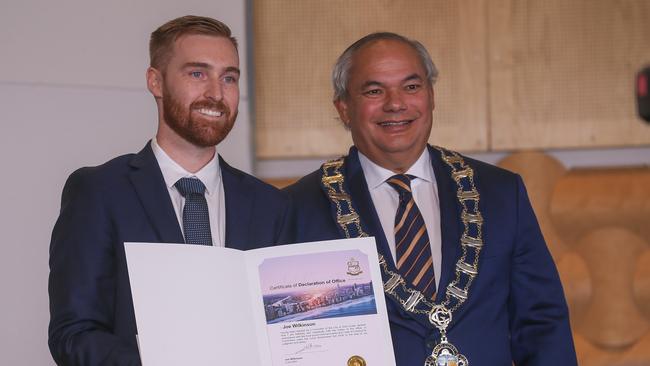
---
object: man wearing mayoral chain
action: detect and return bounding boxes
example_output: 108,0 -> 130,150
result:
48,16 -> 291,365
285,32 -> 577,365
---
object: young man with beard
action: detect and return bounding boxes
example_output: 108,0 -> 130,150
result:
48,16 -> 291,366
285,33 -> 577,365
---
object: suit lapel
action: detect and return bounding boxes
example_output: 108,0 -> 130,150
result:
128,142 -> 184,244
429,146 -> 486,332
344,150 -> 394,266
344,148 -> 431,333
220,157 -> 254,250
429,146 -> 462,304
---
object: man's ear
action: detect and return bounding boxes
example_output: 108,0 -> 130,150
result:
146,67 -> 163,99
334,98 -> 351,128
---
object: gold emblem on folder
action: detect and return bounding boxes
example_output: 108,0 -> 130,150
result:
348,355 -> 366,366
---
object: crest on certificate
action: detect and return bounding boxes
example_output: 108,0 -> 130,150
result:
346,257 -> 363,276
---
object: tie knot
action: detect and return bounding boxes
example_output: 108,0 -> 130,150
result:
387,174 -> 414,195
175,177 -> 206,197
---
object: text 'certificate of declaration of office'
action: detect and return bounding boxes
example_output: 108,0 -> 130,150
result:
258,249 -> 381,365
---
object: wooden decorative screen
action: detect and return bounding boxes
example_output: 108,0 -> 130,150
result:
489,0 -> 650,149
253,0 -> 488,158
254,0 -> 650,158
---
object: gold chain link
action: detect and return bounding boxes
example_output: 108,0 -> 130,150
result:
320,147 -> 484,321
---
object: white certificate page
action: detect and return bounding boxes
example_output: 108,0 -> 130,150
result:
246,238 -> 396,366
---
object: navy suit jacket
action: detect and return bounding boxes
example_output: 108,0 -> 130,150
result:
48,142 -> 292,366
284,146 -> 577,366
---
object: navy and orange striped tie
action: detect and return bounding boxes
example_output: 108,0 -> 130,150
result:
387,174 -> 436,299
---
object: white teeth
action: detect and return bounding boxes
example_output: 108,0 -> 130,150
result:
196,108 -> 223,117
379,120 -> 410,126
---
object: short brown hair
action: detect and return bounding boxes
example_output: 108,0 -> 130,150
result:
149,15 -> 238,69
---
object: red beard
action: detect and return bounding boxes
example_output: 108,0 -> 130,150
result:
162,90 -> 237,147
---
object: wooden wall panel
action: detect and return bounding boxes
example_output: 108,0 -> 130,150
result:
254,0 -> 488,159
489,0 -> 650,150
499,153 -> 650,365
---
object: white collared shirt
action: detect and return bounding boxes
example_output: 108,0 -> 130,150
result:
151,138 -> 226,247
358,149 -> 442,287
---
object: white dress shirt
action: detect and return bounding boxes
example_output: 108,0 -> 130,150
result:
358,150 -> 442,287
151,138 -> 226,247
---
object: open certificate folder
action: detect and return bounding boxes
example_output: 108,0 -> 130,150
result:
125,237 -> 396,366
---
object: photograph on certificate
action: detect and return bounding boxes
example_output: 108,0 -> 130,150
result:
259,249 -> 376,324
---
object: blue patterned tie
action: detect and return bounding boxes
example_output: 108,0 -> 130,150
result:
174,177 -> 213,246
387,174 -> 436,299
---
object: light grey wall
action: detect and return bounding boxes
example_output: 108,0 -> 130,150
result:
0,1 -> 250,364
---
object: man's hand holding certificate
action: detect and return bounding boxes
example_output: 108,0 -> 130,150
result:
126,238 -> 396,366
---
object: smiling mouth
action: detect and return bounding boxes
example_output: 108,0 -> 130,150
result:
195,108 -> 224,117
378,120 -> 413,127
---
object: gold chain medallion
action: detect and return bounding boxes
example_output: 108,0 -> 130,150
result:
320,147 -> 483,366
